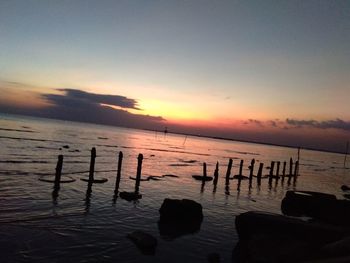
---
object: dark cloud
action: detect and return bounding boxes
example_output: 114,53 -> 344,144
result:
0,88 -> 165,130
286,118 -> 350,131
58,89 -> 139,110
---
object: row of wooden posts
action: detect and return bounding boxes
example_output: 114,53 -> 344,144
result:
51,147 -> 300,199
52,147 -> 143,200
199,157 -> 300,190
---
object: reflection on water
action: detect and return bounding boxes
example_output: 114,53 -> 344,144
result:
0,114 -> 349,262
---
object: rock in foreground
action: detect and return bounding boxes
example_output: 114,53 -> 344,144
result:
127,230 -> 157,255
158,198 -> 203,239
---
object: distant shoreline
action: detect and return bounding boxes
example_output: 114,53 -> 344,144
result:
0,112 -> 346,156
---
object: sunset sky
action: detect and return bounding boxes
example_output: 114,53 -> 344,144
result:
0,1 -> 349,152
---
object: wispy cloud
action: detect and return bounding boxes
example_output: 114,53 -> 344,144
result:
286,118 -> 350,131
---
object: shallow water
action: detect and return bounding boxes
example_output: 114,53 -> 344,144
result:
0,114 -> 349,262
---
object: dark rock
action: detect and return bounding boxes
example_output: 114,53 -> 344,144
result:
119,191 -> 142,201
344,194 -> 350,200
341,185 -> 350,191
127,230 -> 157,255
207,253 -> 220,263
62,145 -> 70,149
234,211 -> 349,263
233,233 -> 316,263
235,211 -> 345,244
281,191 -> 350,226
192,175 -> 213,181
158,198 -> 203,239
321,236 -> 350,258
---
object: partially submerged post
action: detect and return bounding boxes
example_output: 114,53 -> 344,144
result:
225,158 -> 233,184
135,153 -> 143,193
344,141 -> 349,168
203,162 -> 207,180
54,155 -> 63,191
114,151 -> 123,194
89,147 -> 96,183
281,161 -> 286,182
268,161 -> 275,186
237,160 -> 244,191
52,154 -> 63,199
213,162 -> 219,186
293,160 -> 299,184
257,163 -> 263,186
276,161 -> 280,179
249,159 -> 255,188
288,158 -> 293,185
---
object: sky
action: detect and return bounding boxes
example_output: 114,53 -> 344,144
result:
0,0 -> 349,152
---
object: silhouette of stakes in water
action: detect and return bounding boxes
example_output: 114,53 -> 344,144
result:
281,161 -> 286,183
287,158 -> 293,185
135,153 -> 143,193
52,154 -> 63,199
213,162 -> 219,186
114,151 -> 123,195
237,160 -> 244,191
248,159 -> 255,189
293,160 -> 299,184
203,162 -> 207,180
86,147 -> 96,198
257,163 -> 264,187
268,161 -> 275,186
225,158 -> 233,184
213,162 -> 219,193
275,161 -> 281,185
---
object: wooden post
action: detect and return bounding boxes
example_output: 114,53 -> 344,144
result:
239,160 -> 243,177
203,162 -> 207,180
135,153 -> 143,193
54,155 -> 63,190
281,161 -> 286,182
225,158 -> 233,184
288,158 -> 293,184
249,159 -> 255,188
276,161 -> 280,180
257,163 -> 263,186
114,151 -> 123,194
293,160 -> 299,183
344,142 -> 349,168
89,147 -> 96,182
268,161 -> 275,186
237,160 -> 243,191
213,162 -> 219,186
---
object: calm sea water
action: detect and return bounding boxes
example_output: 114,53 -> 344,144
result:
0,114 -> 349,262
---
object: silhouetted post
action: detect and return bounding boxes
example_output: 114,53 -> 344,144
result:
293,160 -> 299,183
297,147 -> 301,162
344,141 -> 349,168
288,158 -> 293,185
225,158 -> 233,184
203,162 -> 207,180
52,154 -> 63,200
213,162 -> 219,186
276,161 -> 280,179
54,155 -> 63,190
89,147 -> 96,182
135,154 -> 143,193
114,151 -> 123,194
237,160 -> 243,191
281,161 -> 286,182
257,163 -> 263,186
239,160 -> 243,177
249,159 -> 255,188
268,161 -> 275,186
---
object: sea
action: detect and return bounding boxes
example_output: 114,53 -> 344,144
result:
0,114 -> 349,262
